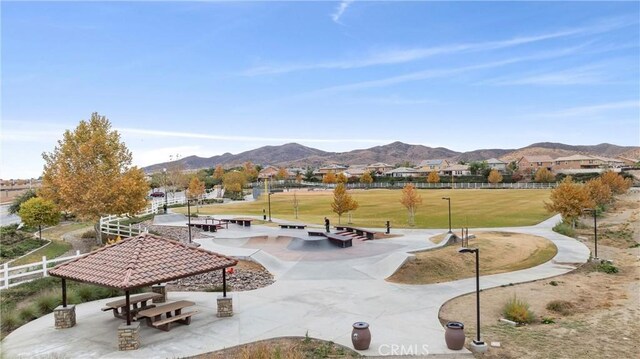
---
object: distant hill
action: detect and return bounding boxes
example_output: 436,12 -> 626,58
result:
141,141 -> 639,173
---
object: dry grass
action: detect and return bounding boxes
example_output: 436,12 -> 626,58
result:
191,337 -> 360,359
387,232 -> 558,284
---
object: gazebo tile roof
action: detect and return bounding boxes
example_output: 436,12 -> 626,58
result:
49,233 -> 237,290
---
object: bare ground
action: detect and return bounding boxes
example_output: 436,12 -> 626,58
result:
439,191 -> 640,359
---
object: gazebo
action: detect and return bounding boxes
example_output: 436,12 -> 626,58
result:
48,233 -> 237,350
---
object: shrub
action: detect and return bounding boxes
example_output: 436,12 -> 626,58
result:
0,311 -> 23,333
503,295 -> 535,324
553,222 -> 576,238
81,230 -> 96,239
66,289 -> 82,305
597,262 -> 619,274
549,281 -> 559,286
546,300 -> 575,316
18,305 -> 41,322
34,292 -> 61,313
541,317 -> 555,324
76,285 -> 96,302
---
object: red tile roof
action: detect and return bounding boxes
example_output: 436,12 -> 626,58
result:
49,233 -> 237,290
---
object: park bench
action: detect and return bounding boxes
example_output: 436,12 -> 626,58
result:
135,300 -> 198,332
325,233 -> 353,248
101,292 -> 162,319
308,230 -> 326,237
334,226 -> 376,240
279,224 -> 307,230
227,218 -> 252,227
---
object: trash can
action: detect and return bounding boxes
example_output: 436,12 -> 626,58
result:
445,321 -> 465,350
351,322 -> 371,350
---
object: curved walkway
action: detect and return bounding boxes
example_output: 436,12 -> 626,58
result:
1,215 -> 589,358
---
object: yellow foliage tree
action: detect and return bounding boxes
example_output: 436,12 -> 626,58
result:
276,167 -> 288,180
331,183 -> 357,224
243,161 -> 258,182
336,173 -> 348,184
534,168 -> 555,183
213,165 -> 225,181
487,169 -> 503,184
322,172 -> 337,184
18,197 -> 60,240
599,171 -> 632,195
188,177 -> 205,200
584,177 -> 612,208
222,171 -> 247,200
545,177 -> 594,227
360,171 -> 373,186
400,183 -> 422,226
40,113 -> 148,226
427,171 -> 440,184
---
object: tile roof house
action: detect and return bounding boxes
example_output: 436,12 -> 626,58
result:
517,155 -> 554,175
384,167 -> 420,178
258,166 -> 279,179
314,164 -> 348,175
344,165 -> 369,177
554,154 -> 603,170
366,162 -> 394,174
439,164 -> 471,177
485,158 -> 507,172
416,159 -> 450,172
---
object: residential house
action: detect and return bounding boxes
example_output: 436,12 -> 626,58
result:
258,166 -> 279,180
593,156 -> 625,168
554,154 -> 603,170
314,164 -> 348,175
384,167 -> 421,178
517,155 -> 554,175
366,162 -> 394,175
344,165 -> 369,178
486,158 -> 507,172
439,164 -> 471,177
416,159 -> 450,172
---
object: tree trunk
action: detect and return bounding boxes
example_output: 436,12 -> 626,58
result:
38,224 -> 42,241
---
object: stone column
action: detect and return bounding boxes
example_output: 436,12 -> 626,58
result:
217,295 -> 233,317
118,322 -> 141,351
54,305 -> 76,329
151,284 -> 166,303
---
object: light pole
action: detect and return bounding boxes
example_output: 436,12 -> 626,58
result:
186,192 -> 192,244
162,168 -> 168,213
268,192 -> 272,222
442,197 -> 452,233
459,247 -> 486,352
583,208 -> 598,259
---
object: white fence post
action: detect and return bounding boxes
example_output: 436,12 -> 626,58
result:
42,256 -> 48,277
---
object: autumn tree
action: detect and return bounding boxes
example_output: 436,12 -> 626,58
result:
40,113 -> 148,239
331,183 -> 357,224
545,176 -> 594,228
360,171 -> 373,186
222,171 -> 247,200
292,193 -> 300,219
18,197 -> 60,240
534,168 -> 555,183
336,173 -> 348,184
243,161 -> 259,182
599,171 -> 632,195
487,169 -> 503,184
276,167 -> 288,180
400,183 -> 422,226
213,165 -> 225,182
427,171 -> 440,184
584,177 -> 612,209
295,172 -> 303,184
322,172 -> 337,184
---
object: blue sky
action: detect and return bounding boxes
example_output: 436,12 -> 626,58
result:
2,1 -> 639,178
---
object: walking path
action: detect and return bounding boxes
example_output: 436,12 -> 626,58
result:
1,214 -> 589,358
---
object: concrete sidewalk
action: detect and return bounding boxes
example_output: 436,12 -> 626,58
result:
1,214 -> 589,358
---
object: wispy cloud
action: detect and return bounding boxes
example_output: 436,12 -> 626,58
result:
243,16 -> 637,76
118,127 -> 389,145
485,65 -> 609,86
331,0 -> 353,24
533,100 -> 640,119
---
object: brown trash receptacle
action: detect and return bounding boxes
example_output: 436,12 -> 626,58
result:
351,322 -> 371,350
445,321 -> 465,350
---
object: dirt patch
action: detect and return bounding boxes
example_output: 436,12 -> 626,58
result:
387,232 -> 557,284
190,336 -> 360,359
439,191 -> 640,359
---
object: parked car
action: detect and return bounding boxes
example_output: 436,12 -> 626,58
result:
150,192 -> 165,197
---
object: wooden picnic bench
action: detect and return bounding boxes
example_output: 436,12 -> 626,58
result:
325,233 -> 353,248
279,224 -> 307,230
136,300 -> 198,332
101,292 -> 162,319
335,226 -> 376,240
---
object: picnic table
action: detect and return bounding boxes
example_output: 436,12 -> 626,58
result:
136,300 -> 198,331
101,292 -> 161,319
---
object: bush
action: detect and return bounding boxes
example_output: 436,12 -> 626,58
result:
18,305 -> 41,322
76,285 -> 96,302
34,292 -> 61,313
553,222 -> 576,238
0,311 -> 23,333
503,295 -> 535,324
549,281 -> 559,286
541,317 -> 555,324
597,262 -> 619,274
546,300 -> 575,316
81,230 -> 96,239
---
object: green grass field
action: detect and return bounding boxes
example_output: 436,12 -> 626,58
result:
176,189 -> 552,229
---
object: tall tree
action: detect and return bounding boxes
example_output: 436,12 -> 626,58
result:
360,171 -> 373,186
243,161 -> 259,182
295,172 -> 303,184
292,193 -> 300,219
304,167 -> 315,181
18,197 -> 60,240
400,183 -> 422,226
487,169 -> 503,184
584,177 -> 612,209
331,183 -> 356,224
222,171 -> 247,200
336,173 -> 348,184
187,177 -> 205,213
276,167 -> 288,180
323,172 -> 337,184
534,168 -> 555,183
469,161 -> 488,175
212,165 -> 225,182
40,113 -> 148,237
545,177 -> 594,228
427,171 -> 440,184
599,171 -> 632,195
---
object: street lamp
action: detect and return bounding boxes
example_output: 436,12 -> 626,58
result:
459,247 -> 486,352
268,192 -> 272,222
186,192 -> 192,244
162,168 -> 168,213
583,208 -> 598,259
442,197 -> 452,233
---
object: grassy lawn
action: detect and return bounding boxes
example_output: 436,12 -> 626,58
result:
175,189 -> 551,229
9,222 -> 92,266
387,231 -> 558,284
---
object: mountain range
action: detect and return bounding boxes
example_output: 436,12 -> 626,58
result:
141,142 -> 640,173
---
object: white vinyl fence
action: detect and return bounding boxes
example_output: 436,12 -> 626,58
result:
1,251 -> 82,290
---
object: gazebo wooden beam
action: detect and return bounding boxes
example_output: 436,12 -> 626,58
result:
62,278 -> 67,307
125,291 -> 131,326
222,268 -> 227,297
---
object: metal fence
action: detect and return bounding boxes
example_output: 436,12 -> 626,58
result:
1,251 -> 82,290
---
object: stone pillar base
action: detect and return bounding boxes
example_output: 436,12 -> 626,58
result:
152,284 -> 166,303
118,322 -> 141,351
54,305 -> 76,329
217,295 -> 233,317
